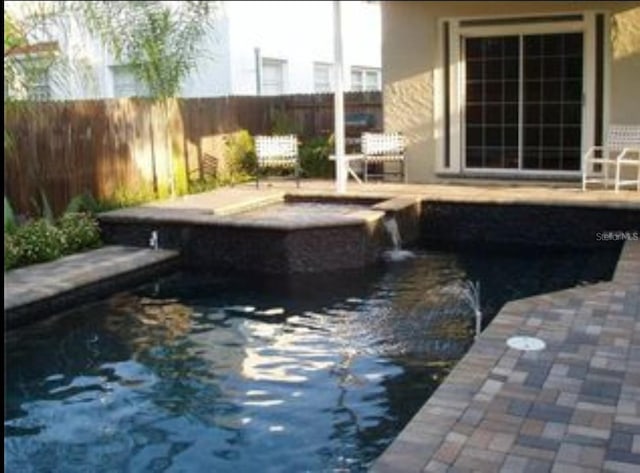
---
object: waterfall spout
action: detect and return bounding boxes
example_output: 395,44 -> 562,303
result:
383,216 -> 401,251
149,231 -> 159,250
382,215 -> 414,262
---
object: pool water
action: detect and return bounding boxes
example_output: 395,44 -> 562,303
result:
4,246 -> 619,472
233,202 -> 373,225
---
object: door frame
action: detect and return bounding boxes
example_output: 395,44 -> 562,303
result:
435,11 -> 608,178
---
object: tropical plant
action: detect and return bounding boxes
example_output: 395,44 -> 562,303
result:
4,3 -> 95,152
224,130 -> 257,182
5,1 -> 218,201
299,135 -> 334,178
29,189 -> 55,224
64,191 -> 101,215
4,196 -> 18,234
70,1 -> 219,196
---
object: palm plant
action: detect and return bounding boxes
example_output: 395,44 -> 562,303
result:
71,1 -> 218,196
4,1 -> 218,196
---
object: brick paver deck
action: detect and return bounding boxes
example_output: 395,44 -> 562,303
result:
371,240 -> 640,473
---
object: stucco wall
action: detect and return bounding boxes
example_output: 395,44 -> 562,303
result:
610,7 -> 640,124
382,2 -> 640,183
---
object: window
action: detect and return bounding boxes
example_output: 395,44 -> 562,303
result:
350,67 -> 381,91
438,13 -> 597,176
313,62 -> 333,93
111,65 -> 147,98
262,58 -> 286,95
5,63 -> 51,101
464,33 -> 583,171
4,41 -> 57,101
27,66 -> 51,101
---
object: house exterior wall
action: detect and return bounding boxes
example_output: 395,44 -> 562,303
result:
382,1 -> 640,183
609,7 -> 640,125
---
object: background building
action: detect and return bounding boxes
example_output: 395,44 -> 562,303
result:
5,1 -> 382,100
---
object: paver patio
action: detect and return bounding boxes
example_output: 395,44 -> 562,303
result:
372,240 -> 640,473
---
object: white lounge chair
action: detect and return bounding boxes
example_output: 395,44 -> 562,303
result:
582,125 -> 640,192
361,132 -> 406,183
254,135 -> 300,188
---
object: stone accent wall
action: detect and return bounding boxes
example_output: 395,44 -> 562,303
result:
99,218 -> 389,274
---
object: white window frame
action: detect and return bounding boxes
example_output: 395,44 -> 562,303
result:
350,66 -> 381,92
435,11 -> 607,178
27,65 -> 51,101
261,58 -> 287,95
313,62 -> 333,93
6,56 -> 53,101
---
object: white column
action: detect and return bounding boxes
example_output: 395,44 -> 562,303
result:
333,1 -> 347,193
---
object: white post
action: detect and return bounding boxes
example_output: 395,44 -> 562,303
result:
333,1 -> 347,193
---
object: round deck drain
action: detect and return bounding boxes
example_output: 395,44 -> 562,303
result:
506,336 -> 546,351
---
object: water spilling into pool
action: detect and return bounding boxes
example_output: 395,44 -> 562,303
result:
382,215 -> 415,263
4,246 -> 618,472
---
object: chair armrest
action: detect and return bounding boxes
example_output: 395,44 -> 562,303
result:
584,146 -> 608,160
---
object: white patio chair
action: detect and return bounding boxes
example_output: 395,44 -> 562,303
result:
361,132 -> 406,183
582,125 -> 640,192
254,135 -> 300,188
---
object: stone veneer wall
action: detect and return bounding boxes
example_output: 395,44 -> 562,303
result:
99,219 -> 388,274
99,200 -> 637,274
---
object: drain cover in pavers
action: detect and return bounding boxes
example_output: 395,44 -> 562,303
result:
507,336 -> 546,351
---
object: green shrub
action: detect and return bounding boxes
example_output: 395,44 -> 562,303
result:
173,150 -> 190,197
4,213 -> 103,271
4,196 -> 17,234
57,212 -> 102,254
299,135 -> 334,178
98,183 -> 158,211
188,176 -> 219,194
4,233 -> 21,270
65,192 -> 102,215
14,219 -> 65,266
224,130 -> 257,182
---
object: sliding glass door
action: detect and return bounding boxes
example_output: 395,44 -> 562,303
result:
464,32 -> 583,172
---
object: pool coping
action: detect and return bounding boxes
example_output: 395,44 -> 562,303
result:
370,239 -> 640,472
4,246 -> 180,330
98,196 -> 396,232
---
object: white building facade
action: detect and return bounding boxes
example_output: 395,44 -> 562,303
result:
7,1 -> 382,100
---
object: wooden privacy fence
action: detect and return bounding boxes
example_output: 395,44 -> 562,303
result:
4,92 -> 381,215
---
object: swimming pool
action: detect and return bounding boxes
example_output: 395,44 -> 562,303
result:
4,245 -> 619,472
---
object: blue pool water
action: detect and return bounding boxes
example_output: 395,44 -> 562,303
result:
4,246 -> 619,472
